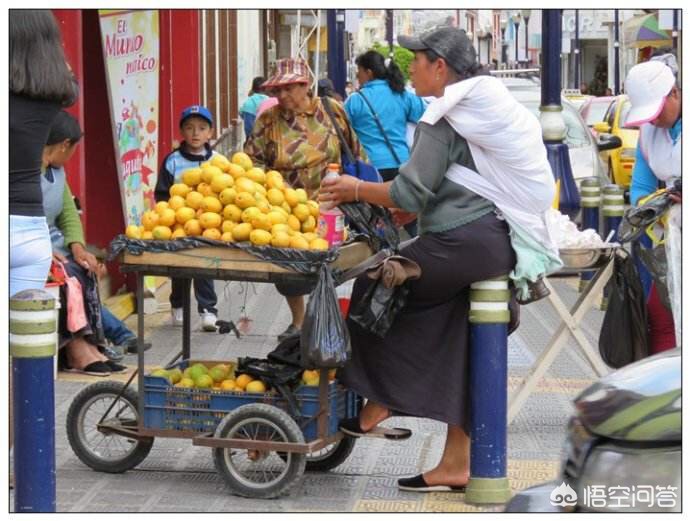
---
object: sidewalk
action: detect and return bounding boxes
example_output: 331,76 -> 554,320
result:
12,277 -> 604,512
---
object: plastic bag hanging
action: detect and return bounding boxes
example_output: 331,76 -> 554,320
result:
300,264 -> 351,368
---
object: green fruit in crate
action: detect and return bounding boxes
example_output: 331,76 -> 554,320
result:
194,374 -> 214,389
151,369 -> 171,383
211,363 -> 231,378
168,368 -> 183,384
189,364 -> 208,381
176,378 -> 194,388
209,367 -> 226,383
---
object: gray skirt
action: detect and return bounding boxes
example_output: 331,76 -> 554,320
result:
339,211 -> 516,429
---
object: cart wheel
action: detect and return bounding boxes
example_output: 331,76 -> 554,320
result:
280,436 -> 356,471
66,381 -> 153,473
212,403 -> 306,498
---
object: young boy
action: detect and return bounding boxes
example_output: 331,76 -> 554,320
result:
154,105 -> 219,331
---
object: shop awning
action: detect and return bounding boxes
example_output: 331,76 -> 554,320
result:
623,13 -> 672,48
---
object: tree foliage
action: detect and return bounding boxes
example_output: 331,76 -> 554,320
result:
371,42 -> 414,81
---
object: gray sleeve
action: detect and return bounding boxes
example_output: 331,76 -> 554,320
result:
389,121 -> 452,212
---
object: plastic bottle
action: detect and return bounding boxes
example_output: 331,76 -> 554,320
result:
318,163 -> 345,247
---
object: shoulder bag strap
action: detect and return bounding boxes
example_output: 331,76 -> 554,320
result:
321,96 -> 356,164
357,90 -> 402,165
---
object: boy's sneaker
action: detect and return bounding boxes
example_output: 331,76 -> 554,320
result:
201,312 -> 217,332
171,308 -> 183,327
101,344 -> 125,362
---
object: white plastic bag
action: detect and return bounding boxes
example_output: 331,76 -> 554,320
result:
664,205 -> 681,346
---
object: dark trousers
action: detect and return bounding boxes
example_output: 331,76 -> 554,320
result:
170,278 -> 218,314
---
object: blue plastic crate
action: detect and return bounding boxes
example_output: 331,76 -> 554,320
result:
143,360 -> 352,441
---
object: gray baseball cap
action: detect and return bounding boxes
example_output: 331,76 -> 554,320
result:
398,27 -> 476,75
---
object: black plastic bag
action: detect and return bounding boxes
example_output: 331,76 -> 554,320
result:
633,240 -> 671,311
339,202 -> 399,252
300,264 -> 351,368
349,280 -> 410,339
599,251 -> 649,368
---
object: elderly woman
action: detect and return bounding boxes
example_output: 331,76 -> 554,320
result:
320,27 -> 558,492
245,58 -> 364,341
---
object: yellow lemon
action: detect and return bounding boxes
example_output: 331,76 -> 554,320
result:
231,222 -> 253,242
185,191 -> 204,210
168,195 -> 186,211
281,201 -> 293,215
290,235 -> 310,250
201,165 -> 224,184
201,196 -> 222,214
155,201 -> 169,213
211,173 -> 234,193
309,238 -> 329,250
301,215 -> 316,233
175,206 -> 196,225
272,205 -> 289,216
302,232 -> 317,243
245,167 -> 266,184
182,167 -> 203,187
223,204 -> 242,222
220,379 -> 236,391
241,207 -> 262,224
255,199 -> 271,214
271,224 -> 290,235
271,231 -> 291,248
196,208 -> 204,219
287,214 -> 301,231
199,212 -> 222,229
245,380 -> 267,393
221,220 -> 236,234
211,154 -> 232,172
292,203 -> 310,222
142,210 -> 160,231
266,188 -> 285,206
295,188 -> 308,204
157,208 -> 177,227
306,200 -> 320,219
141,230 -> 154,240
254,183 -> 267,196
267,211 -> 288,226
235,192 -> 257,210
250,213 -> 271,231
196,182 -> 214,197
184,219 -> 202,236
234,373 -> 254,390
284,188 -> 299,207
202,228 -> 222,240
171,228 -> 187,239
170,183 -> 191,198
125,224 -> 141,239
227,163 -> 246,180
231,152 -> 253,171
219,187 -> 237,206
234,177 -> 256,194
249,229 -> 272,246
266,170 -> 285,190
152,225 -> 172,240
220,231 -> 234,242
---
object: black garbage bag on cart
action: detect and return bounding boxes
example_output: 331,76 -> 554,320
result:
598,250 -> 649,368
339,201 -> 400,252
236,357 -> 303,417
300,264 -> 351,368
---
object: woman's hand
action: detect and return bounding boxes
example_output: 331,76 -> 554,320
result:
319,174 -> 361,207
70,243 -> 99,273
52,251 -> 68,264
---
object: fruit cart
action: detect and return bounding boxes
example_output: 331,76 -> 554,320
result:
66,241 -> 374,498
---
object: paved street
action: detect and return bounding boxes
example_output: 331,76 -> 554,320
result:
11,276 -> 604,512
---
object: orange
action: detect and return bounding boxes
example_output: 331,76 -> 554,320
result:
220,231 -> 234,242
309,238 -> 329,250
289,235 -> 309,250
267,211 -> 287,226
171,228 -> 187,239
235,192 -> 256,210
184,219 -> 202,236
292,203 -> 310,222
245,380 -> 267,393
220,379 -> 236,391
266,188 -> 285,206
302,232 -> 317,243
234,373 -> 254,390
241,207 -> 262,223
201,196 -> 222,214
141,230 -> 154,240
169,183 -> 191,198
155,201 -> 169,214
197,182 -> 214,197
255,199 -> 271,214
167,195 -> 186,211
211,173 -> 234,193
141,211 -> 160,231
175,206 -> 196,224
201,165 -> 223,184
231,222 -> 252,242
287,214 -> 301,231
265,170 -> 285,190
250,213 -> 271,231
125,224 -> 142,239
185,191 -> 204,210
284,188 -> 299,207
221,220 -> 236,234
271,231 -> 291,248
202,228 -> 222,240
223,204 -> 242,222
182,168 -> 203,187
199,212 -> 222,229
219,187 -> 237,206
157,208 -> 177,227
231,152 -> 253,171
234,177 -> 256,194
227,163 -> 246,180
249,229 -> 272,246
295,188 -> 308,204
271,224 -> 290,235
152,225 -> 172,240
245,167 -> 266,184
306,200 -> 320,219
210,154 -> 232,172
301,215 -> 316,233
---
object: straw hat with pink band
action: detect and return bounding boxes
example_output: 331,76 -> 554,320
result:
625,60 -> 676,127
262,58 -> 311,89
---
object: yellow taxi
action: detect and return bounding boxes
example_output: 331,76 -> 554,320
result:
592,94 -> 640,189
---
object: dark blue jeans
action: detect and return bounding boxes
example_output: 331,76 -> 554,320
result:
101,306 -> 135,345
170,278 -> 218,314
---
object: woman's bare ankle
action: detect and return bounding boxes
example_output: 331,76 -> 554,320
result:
359,402 -> 390,431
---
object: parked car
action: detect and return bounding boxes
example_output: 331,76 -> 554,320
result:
562,88 -> 593,111
579,95 -> 615,137
502,79 -> 609,188
592,94 -> 640,189
505,348 -> 681,513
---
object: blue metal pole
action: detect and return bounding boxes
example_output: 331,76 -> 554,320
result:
465,277 -> 511,505
10,289 -> 58,512
578,177 -> 601,291
541,9 -> 581,221
327,10 -> 338,91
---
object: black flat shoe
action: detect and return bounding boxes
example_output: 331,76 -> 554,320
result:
64,361 -> 111,377
105,361 -> 128,374
339,416 -> 412,440
398,474 -> 466,492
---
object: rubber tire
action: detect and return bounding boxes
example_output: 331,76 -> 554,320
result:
302,435 -> 356,472
213,403 -> 306,499
66,381 -> 153,473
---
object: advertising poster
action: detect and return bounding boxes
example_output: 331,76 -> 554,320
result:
99,9 -> 160,226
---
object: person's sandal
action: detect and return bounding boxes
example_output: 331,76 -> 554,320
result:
105,361 -> 128,374
398,474 -> 466,492
64,361 -> 112,376
339,416 -> 412,440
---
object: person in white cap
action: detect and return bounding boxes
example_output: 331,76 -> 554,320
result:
626,53 -> 681,354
